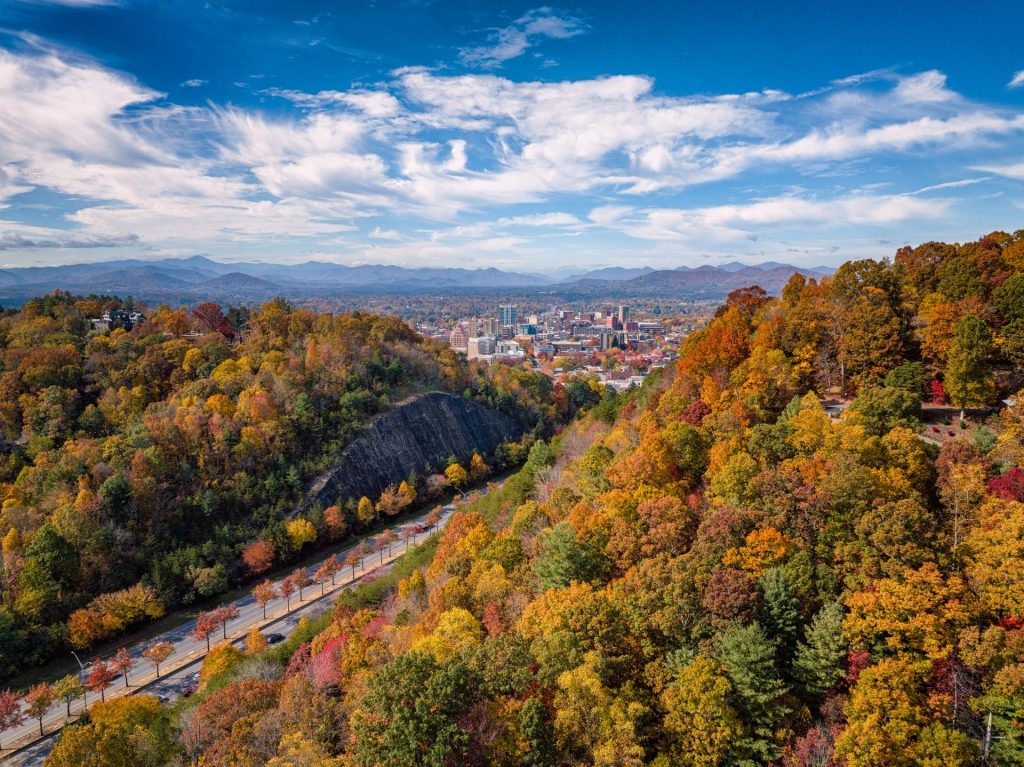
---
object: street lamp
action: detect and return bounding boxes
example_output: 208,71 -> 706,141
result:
70,651 -> 86,684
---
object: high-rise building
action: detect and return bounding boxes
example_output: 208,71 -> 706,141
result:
499,304 -> 518,328
618,305 -> 630,324
480,317 -> 500,336
468,336 -> 496,358
448,326 -> 469,351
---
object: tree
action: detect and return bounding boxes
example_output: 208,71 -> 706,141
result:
519,697 -> 556,767
793,602 -> 848,698
945,315 -> 996,419
286,519 -> 317,551
344,550 -> 362,580
445,463 -> 469,494
253,579 -> 278,619
357,496 -> 376,528
24,682 -> 54,736
835,656 -> 975,767
45,695 -> 174,767
380,528 -> 400,557
352,652 -> 476,767
142,641 -> 173,678
716,623 -> 791,764
85,659 -> 117,702
323,505 -> 348,540
0,689 -> 25,747
111,647 -> 134,688
246,625 -> 268,655
212,603 -> 240,640
191,611 -> 218,652
242,540 -> 275,575
53,674 -> 85,717
314,562 -> 331,595
290,568 -> 311,600
661,655 -> 742,767
533,521 -> 604,590
280,576 -> 297,610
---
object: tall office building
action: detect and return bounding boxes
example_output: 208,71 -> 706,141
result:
618,305 -> 630,324
448,326 -> 469,351
499,304 -> 518,328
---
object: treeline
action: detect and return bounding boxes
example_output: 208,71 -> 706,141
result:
85,229 -> 1024,767
0,293 -> 587,678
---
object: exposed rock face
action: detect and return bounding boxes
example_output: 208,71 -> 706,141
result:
302,391 -> 523,509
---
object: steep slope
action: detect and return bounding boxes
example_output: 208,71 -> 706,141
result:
302,391 -> 523,510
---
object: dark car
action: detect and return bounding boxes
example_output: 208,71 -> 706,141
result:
266,633 -> 286,645
181,684 -> 197,698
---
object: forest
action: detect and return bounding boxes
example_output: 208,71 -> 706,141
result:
0,294 -> 582,678
12,227 -> 1024,766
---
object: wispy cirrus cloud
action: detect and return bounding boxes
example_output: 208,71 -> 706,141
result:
459,7 -> 587,69
1009,70 -> 1024,89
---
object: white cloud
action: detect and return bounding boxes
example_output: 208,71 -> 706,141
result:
973,161 -> 1024,180
1009,71 -> 1024,89
459,7 -> 586,69
1,42 -> 1022,263
597,194 -> 949,243
182,78 -> 206,88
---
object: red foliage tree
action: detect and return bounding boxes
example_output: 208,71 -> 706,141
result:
191,611 -> 218,652
241,540 -> 275,575
111,647 -> 134,688
85,660 -> 117,702
988,467 -> 1024,502
213,604 -> 240,640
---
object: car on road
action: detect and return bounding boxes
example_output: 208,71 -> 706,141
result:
181,684 -> 197,698
266,632 -> 286,645
189,671 -> 201,683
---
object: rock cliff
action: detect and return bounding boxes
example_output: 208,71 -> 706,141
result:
301,391 -> 523,510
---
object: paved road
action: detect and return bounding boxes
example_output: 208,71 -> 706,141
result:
1,498 -> 462,764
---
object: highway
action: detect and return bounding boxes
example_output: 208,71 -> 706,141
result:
1,499 -> 459,765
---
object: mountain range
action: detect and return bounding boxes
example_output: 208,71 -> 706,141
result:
0,256 -> 834,305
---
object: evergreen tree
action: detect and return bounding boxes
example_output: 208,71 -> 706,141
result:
793,601 -> 848,699
716,623 -> 791,765
758,568 -> 800,670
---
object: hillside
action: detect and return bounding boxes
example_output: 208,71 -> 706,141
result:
0,295 -> 580,679
42,229 -> 1022,767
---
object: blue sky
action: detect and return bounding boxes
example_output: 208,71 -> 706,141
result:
2,1 -> 1024,272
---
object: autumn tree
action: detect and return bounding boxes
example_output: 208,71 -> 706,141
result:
53,674 -> 85,717
111,647 -> 134,688
85,659 -> 117,702
246,625 -> 268,655
191,611 -> 218,652
445,463 -> 469,495
242,540 -> 275,575
280,576 -> 297,610
24,682 -> 54,736
0,689 -> 25,747
661,655 -> 742,766
290,568 -> 311,601
142,641 -> 174,677
213,603 -> 240,640
357,496 -> 376,528
253,579 -> 278,619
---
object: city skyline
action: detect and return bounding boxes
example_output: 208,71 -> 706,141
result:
2,1 -> 1024,271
